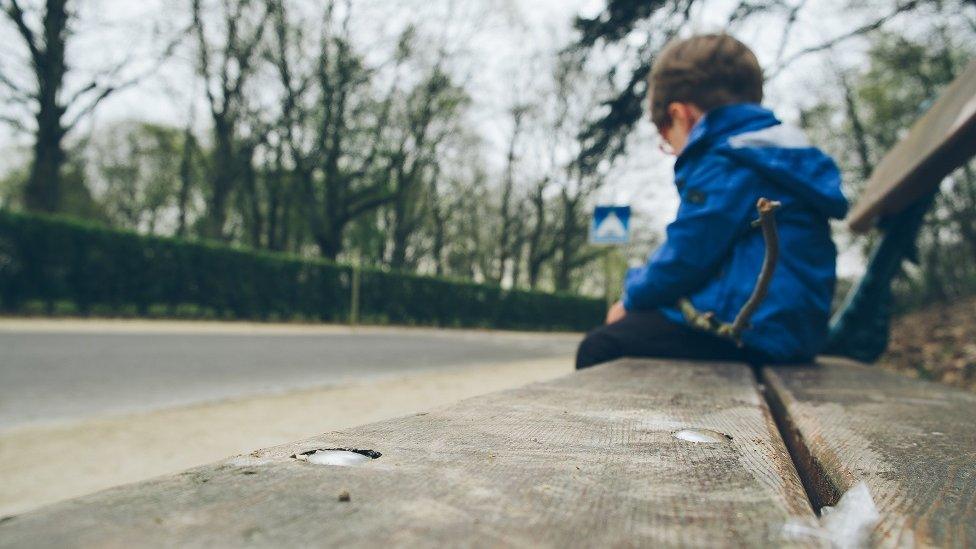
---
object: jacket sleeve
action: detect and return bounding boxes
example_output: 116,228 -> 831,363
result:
622,156 -> 759,311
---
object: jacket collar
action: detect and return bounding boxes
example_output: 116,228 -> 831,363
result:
675,103 -> 778,170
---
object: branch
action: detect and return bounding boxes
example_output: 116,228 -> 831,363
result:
773,0 -> 807,67
0,69 -> 31,104
726,0 -> 786,28
767,0 -> 919,79
678,198 -> 781,345
565,248 -> 606,271
345,187 -> 396,220
729,198 -> 781,338
226,2 -> 274,103
64,42 -> 143,108
3,0 -> 41,65
352,53 -> 405,179
0,62 -> 29,95
63,84 -> 116,132
0,113 -> 29,132
218,0 -> 245,101
63,25 -> 187,133
191,0 -> 219,115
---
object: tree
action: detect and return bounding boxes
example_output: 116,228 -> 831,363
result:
383,66 -> 469,271
190,0 -> 273,241
87,121 -> 192,234
535,56 -> 613,292
0,0 -> 174,213
801,19 -> 976,305
2,0 -> 70,212
266,1 -> 395,259
568,0 -> 945,174
489,102 -> 529,285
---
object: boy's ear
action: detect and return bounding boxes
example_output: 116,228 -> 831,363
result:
667,102 -> 704,127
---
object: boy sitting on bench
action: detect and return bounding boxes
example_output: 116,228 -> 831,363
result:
576,34 -> 848,369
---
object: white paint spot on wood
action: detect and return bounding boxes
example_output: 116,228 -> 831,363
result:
300,450 -> 373,467
672,428 -> 730,443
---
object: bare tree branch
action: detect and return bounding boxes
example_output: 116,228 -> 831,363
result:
726,0 -> 786,28
63,26 -> 186,133
0,63 -> 29,96
3,0 -> 41,65
192,0 -> 220,115
773,0 -> 807,67
767,0 -> 919,79
0,113 -> 29,132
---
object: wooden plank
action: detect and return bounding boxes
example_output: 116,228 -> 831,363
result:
764,358 -> 976,547
847,59 -> 976,232
0,359 -> 819,548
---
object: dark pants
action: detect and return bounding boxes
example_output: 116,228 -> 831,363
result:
575,310 -> 767,370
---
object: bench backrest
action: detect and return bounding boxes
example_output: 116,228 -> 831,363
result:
847,58 -> 976,232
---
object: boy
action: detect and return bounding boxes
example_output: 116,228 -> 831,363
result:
576,33 -> 848,369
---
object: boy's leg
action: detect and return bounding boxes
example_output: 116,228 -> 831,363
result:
575,309 -> 750,369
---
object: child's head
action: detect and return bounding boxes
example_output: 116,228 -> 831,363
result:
649,33 -> 763,153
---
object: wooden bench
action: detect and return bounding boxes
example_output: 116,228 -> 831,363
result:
2,60 -> 975,549
0,361 -> 817,546
1,358 -> 973,547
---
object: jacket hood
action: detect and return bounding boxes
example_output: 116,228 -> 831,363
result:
680,104 -> 849,219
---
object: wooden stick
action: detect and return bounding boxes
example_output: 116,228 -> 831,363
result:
729,198 -> 781,340
678,198 -> 781,346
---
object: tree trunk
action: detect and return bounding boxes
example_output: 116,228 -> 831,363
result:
25,122 -> 65,212
177,127 -> 195,237
22,0 -> 68,213
554,193 -> 573,292
389,173 -> 410,270
430,185 -> 447,277
495,106 -> 526,284
526,180 -> 553,289
203,119 -> 236,240
839,71 -> 873,183
315,228 -> 343,261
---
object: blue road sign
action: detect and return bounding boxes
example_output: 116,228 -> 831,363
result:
590,205 -> 631,245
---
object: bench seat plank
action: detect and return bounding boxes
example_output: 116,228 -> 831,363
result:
1,359 -> 818,548
764,358 -> 976,547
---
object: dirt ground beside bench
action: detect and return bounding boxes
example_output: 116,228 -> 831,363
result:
882,295 -> 976,391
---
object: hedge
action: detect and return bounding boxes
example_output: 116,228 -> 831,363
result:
0,210 -> 603,331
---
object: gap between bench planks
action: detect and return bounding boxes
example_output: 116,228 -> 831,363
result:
763,358 -> 976,547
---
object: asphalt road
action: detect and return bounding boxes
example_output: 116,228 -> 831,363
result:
0,323 -> 579,430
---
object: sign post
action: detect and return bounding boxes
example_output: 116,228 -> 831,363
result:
590,206 -> 631,308
350,251 -> 361,325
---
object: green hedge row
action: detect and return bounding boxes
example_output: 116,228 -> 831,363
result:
0,210 -> 603,331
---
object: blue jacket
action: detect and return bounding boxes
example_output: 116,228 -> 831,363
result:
622,104 -> 848,362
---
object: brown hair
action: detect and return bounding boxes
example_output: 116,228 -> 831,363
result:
649,33 -> 764,129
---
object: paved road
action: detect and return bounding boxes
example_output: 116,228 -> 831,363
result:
0,322 -> 579,429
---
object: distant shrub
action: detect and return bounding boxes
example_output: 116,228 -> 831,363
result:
0,210 -> 602,331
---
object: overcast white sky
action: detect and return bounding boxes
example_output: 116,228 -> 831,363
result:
1,0 -> 920,276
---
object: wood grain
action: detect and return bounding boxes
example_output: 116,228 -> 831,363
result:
0,359 -> 819,548
764,358 -> 976,547
847,59 -> 976,232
